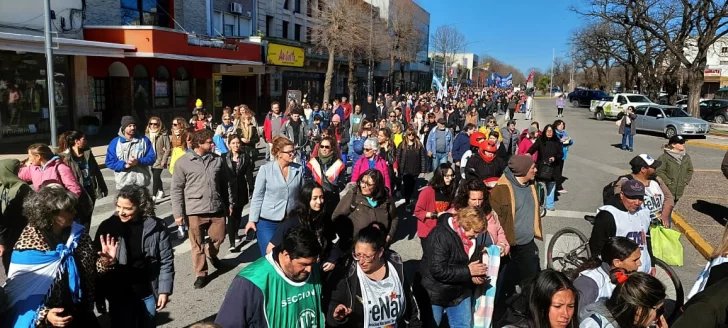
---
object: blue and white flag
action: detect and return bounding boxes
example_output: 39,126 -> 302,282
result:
495,73 -> 513,88
3,223 -> 85,328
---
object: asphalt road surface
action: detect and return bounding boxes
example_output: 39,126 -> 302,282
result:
2,98 -> 722,327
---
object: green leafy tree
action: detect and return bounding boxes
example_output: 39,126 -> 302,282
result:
536,75 -> 551,93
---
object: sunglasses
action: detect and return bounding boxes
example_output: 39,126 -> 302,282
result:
149,122 -> 159,126
488,121 -> 496,123
281,150 -> 296,155
654,305 -> 665,319
319,145 -> 331,149
172,123 -> 178,126
363,148 -> 374,152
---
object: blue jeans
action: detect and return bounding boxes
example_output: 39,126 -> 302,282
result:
256,218 -> 280,255
432,152 -> 449,171
431,297 -> 472,327
621,127 -> 634,149
109,294 -> 156,328
546,181 -> 556,210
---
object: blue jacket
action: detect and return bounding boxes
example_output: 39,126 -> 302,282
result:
249,161 -> 304,223
105,131 -> 155,189
426,127 -> 453,154
452,132 -> 470,163
556,129 -> 574,161
350,136 -> 367,165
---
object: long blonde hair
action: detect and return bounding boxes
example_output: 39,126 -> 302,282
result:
712,224 -> 728,258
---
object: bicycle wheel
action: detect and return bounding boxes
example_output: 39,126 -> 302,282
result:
547,227 -> 591,274
653,258 -> 684,323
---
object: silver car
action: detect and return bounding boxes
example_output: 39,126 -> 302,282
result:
634,105 -> 710,138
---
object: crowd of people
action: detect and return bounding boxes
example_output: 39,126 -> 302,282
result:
0,86 -> 724,328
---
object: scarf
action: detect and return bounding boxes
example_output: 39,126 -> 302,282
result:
473,245 -> 501,328
666,148 -> 686,164
290,119 -> 303,144
4,223 -> 85,327
148,130 -> 159,154
240,123 -> 252,141
450,217 -> 474,254
317,152 -> 334,166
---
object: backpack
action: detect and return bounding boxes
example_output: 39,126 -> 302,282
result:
601,174 -> 632,205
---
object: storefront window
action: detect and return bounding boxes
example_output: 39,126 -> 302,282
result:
133,65 -> 150,121
93,79 -> 106,112
174,67 -> 189,107
154,66 -> 170,107
0,52 -> 71,138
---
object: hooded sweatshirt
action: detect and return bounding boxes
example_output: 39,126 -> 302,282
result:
0,159 -> 32,246
105,129 -> 155,190
18,156 -> 82,196
504,167 -> 536,245
579,301 -> 620,328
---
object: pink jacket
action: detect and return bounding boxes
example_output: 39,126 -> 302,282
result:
517,137 -> 538,162
18,157 -> 82,196
351,155 -> 391,194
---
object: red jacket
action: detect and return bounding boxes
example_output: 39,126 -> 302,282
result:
341,102 -> 353,121
263,112 -> 288,142
414,186 -> 450,238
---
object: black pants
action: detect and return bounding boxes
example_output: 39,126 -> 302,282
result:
557,107 -> 564,115
227,205 -> 245,245
152,168 -> 164,195
401,173 -> 418,204
494,239 -> 541,322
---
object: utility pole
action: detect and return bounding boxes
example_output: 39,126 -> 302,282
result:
549,48 -> 555,97
43,0 -> 58,147
367,0 -> 374,96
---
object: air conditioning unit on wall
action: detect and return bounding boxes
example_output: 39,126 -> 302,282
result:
230,3 -> 243,14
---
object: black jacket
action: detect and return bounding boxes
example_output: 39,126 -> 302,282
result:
420,217 -> 486,307
396,143 -> 428,176
673,278 -> 728,328
326,251 -> 421,327
447,110 -> 462,131
223,151 -> 253,207
465,152 -> 507,182
420,122 -> 438,150
527,136 -> 564,181
362,101 -> 377,121
588,199 -> 654,268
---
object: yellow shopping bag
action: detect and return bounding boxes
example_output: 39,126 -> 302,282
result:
650,225 -> 683,266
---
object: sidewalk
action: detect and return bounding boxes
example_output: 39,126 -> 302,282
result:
687,134 -> 728,150
0,145 -> 109,168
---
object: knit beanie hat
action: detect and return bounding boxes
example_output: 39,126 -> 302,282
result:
508,155 -> 534,177
332,114 -> 341,122
120,116 -> 136,131
195,99 -> 203,107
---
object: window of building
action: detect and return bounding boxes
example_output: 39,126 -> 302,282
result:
294,24 -> 301,41
223,13 -> 236,36
283,0 -> 289,10
94,79 -> 106,112
306,26 -> 312,43
174,67 -> 190,107
282,20 -> 289,39
722,47 -> 728,54
294,0 -> 301,13
120,0 -> 170,27
721,61 -> 728,65
154,66 -> 171,107
274,77 -> 280,92
266,16 -> 274,37
239,17 -> 252,37
213,11 -> 223,36
133,65 -> 151,115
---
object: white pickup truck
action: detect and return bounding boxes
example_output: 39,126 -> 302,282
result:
589,93 -> 655,120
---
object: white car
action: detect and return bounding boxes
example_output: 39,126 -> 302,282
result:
590,93 -> 656,120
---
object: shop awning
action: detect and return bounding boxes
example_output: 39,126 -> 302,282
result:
0,32 -> 135,57
125,52 -> 263,65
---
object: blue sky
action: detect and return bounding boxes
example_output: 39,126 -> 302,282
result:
419,0 -> 585,74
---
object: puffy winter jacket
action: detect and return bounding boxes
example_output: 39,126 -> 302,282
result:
451,132 -> 471,163
18,156 -> 82,196
351,155 -> 391,193
105,131 -> 155,190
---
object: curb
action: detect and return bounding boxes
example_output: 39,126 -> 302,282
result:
671,211 -> 714,260
686,140 -> 728,150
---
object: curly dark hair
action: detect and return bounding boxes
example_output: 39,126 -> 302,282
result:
23,187 -> 77,231
453,179 -> 492,213
191,129 -> 214,149
116,185 -> 156,219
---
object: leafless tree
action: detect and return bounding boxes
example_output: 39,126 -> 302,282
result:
310,0 -> 369,102
575,0 -> 728,117
380,0 -> 426,92
478,54 -> 527,86
431,25 -> 467,85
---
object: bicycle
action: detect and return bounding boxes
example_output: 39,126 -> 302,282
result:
547,215 -> 684,323
535,180 -> 547,218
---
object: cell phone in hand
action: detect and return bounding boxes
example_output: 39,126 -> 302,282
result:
245,231 -> 257,242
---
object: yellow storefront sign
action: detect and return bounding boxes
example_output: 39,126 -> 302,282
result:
267,43 -> 305,67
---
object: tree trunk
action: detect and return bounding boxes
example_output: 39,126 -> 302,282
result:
323,47 -> 336,104
388,53 -> 396,94
348,55 -> 356,103
686,67 -> 705,118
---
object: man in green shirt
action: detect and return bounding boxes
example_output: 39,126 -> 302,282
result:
216,227 -> 324,328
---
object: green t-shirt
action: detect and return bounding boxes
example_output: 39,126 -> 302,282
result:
238,253 -> 324,328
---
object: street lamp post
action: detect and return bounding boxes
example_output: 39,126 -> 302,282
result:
43,0 -> 58,147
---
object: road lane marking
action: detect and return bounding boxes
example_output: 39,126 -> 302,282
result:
546,210 -> 595,219
565,153 -> 627,176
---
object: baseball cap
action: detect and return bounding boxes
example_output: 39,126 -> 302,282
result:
668,135 -> 685,145
629,154 -> 662,170
622,179 -> 646,199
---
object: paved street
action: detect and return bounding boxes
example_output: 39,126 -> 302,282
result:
1,98 -> 724,326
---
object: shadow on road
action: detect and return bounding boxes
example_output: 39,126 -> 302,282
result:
184,313 -> 218,327
692,200 -> 728,225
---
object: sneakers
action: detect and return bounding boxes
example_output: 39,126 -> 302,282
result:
193,276 -> 207,289
558,189 -> 568,194
228,241 -> 237,252
156,190 -> 165,199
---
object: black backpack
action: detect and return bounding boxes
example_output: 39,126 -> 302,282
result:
602,174 -> 632,205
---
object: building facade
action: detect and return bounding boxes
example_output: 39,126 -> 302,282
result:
684,36 -> 728,97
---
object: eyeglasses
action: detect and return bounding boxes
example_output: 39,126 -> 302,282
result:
149,122 -> 159,126
359,180 -> 375,187
363,148 -> 374,152
281,150 -> 296,155
319,145 -> 331,149
352,252 -> 377,263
